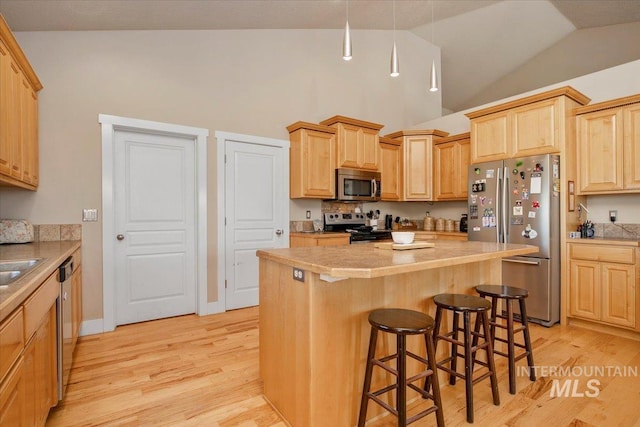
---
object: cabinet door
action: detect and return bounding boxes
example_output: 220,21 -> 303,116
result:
577,109 -> 624,193
317,236 -> 350,246
20,78 -> 38,186
336,123 -> 360,169
511,98 -> 560,157
470,111 -> 509,163
624,104 -> 640,190
569,260 -> 601,320
404,136 -> 433,200
290,128 -> 335,199
8,60 -> 22,181
379,142 -> 402,200
457,138 -> 470,198
0,40 -> 11,176
0,358 -> 25,427
433,141 -> 457,200
23,305 -> 57,427
601,263 -> 635,328
360,128 -> 379,171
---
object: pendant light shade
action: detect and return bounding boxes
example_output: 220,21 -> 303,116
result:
342,1 -> 352,61
390,0 -> 399,77
429,60 -> 438,92
429,1 -> 439,92
390,43 -> 399,77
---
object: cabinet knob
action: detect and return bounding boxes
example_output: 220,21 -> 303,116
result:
275,229 -> 283,236
116,234 -> 125,241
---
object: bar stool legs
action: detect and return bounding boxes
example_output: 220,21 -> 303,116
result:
358,308 -> 444,427
432,294 -> 500,424
475,285 -> 536,395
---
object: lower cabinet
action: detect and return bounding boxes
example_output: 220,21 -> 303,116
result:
0,271 -> 59,427
569,243 -> 637,330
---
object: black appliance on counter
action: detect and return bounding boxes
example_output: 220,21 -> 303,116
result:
323,212 -> 392,243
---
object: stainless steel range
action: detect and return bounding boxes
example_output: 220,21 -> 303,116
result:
323,212 -> 392,243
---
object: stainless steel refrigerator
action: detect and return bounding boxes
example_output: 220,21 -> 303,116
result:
467,154 -> 560,326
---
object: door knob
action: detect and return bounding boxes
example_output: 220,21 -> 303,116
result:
116,234 -> 125,241
275,229 -> 283,236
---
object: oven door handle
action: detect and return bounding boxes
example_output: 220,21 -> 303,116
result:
503,258 -> 541,266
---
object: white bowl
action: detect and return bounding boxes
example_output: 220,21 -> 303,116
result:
391,231 -> 415,244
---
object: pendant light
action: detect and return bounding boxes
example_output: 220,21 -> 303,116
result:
390,0 -> 399,77
429,1 -> 439,92
342,0 -> 352,61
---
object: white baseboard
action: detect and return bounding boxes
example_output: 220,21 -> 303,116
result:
80,318 -> 104,336
202,301 -> 225,316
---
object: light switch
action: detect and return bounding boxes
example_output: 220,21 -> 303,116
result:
83,208 -> 98,222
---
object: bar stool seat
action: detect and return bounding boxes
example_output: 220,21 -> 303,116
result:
432,293 -> 500,423
475,284 -> 536,394
358,308 -> 444,427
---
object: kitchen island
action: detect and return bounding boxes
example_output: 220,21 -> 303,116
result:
257,240 -> 538,427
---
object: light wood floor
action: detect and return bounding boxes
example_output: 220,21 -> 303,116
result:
47,307 -> 640,427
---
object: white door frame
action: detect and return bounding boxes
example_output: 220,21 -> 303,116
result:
215,131 -> 289,313
99,114 -> 208,333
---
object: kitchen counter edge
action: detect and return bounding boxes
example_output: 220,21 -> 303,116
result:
0,240 -> 81,321
567,238 -> 640,246
257,240 -> 537,279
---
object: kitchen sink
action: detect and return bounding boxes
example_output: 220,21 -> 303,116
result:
0,258 -> 43,288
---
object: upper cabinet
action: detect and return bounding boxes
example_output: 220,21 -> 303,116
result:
320,116 -> 384,172
385,129 -> 449,201
378,136 -> 402,201
287,121 -> 336,199
433,132 -> 470,201
466,87 -> 590,163
575,94 -> 640,194
0,15 -> 42,190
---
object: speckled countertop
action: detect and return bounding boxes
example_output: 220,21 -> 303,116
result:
257,240 -> 537,279
0,241 -> 81,320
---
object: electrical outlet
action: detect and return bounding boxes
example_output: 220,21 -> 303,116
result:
306,210 -> 311,219
293,268 -> 305,282
609,210 -> 617,223
82,208 -> 98,222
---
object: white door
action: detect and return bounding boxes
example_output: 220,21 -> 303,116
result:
223,135 -> 288,310
114,130 -> 197,326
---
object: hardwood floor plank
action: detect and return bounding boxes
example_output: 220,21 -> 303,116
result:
46,307 -> 639,427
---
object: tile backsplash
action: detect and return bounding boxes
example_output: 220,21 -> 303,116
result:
591,223 -> 639,240
34,224 -> 82,242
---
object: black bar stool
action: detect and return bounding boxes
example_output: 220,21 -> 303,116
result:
475,284 -> 536,394
358,308 -> 444,427
432,294 -> 500,423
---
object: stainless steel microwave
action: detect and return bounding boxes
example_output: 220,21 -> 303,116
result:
335,168 -> 381,202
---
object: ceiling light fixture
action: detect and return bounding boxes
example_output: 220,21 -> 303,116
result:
342,0 -> 352,61
390,0 -> 399,77
429,1 -> 439,92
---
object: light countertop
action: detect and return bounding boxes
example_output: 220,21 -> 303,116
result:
257,240 -> 537,279
0,241 -> 81,320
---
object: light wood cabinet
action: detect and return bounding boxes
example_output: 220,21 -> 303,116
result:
0,270 -> 61,427
320,116 -> 384,172
287,121 -> 336,199
378,136 -> 402,201
433,132 -> 470,200
568,242 -> 638,331
290,233 -> 350,247
385,129 -> 449,201
575,94 -> 640,194
0,15 -> 42,190
0,358 -> 25,427
466,87 -> 590,163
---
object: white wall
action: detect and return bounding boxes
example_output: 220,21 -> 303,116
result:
0,28 -> 440,320
415,59 -> 640,224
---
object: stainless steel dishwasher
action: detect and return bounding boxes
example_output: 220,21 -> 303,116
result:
57,256 -> 75,400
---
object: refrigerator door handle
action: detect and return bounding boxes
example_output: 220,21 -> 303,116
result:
496,167 -> 501,243
503,166 -> 509,243
503,258 -> 541,266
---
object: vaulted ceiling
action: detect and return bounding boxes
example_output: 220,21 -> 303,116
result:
2,0 -> 639,112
